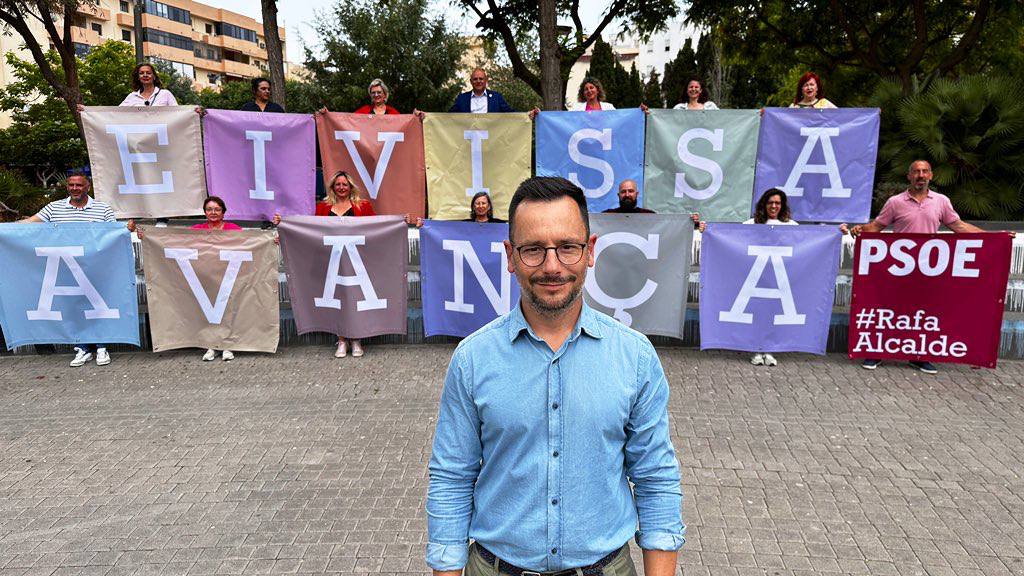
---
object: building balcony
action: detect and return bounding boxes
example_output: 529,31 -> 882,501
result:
77,4 -> 110,21
71,26 -> 103,46
115,13 -> 192,37
223,59 -> 259,78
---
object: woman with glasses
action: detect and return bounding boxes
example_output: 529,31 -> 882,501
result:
318,79 -> 401,116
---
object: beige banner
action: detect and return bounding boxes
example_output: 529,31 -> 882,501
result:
141,227 -> 279,353
82,106 -> 207,218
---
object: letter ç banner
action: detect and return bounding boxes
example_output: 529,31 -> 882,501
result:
848,232 -> 1011,367
535,109 -> 646,213
82,106 -> 207,218
315,112 -> 426,219
420,220 -> 518,337
141,227 -> 280,353
424,113 -> 532,221
753,108 -> 880,224
700,223 -> 841,354
584,214 -> 693,338
644,109 -> 760,221
0,222 -> 140,349
278,215 -> 408,339
203,109 -> 316,220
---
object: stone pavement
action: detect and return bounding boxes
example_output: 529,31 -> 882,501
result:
1,345 -> 1023,576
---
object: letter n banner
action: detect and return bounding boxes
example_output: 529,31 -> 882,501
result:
0,222 -> 139,349
700,223 -> 841,354
849,232 -> 1011,367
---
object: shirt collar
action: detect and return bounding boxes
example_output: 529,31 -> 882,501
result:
65,195 -> 94,210
507,300 -> 606,343
903,189 -> 934,201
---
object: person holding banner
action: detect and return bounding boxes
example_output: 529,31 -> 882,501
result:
672,78 -> 719,110
449,68 -> 515,113
120,63 -> 178,107
570,77 -> 617,111
790,72 -> 837,109
354,79 -> 400,115
603,179 -> 655,213
240,77 -> 285,113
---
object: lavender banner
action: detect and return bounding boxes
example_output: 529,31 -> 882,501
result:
700,223 -> 840,354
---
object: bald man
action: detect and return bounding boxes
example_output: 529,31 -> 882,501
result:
603,180 -> 655,213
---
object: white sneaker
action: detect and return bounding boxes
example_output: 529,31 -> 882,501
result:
221,350 -> 234,361
95,348 -> 111,366
764,353 -> 777,366
351,340 -> 364,358
750,353 -> 764,365
70,348 -> 93,367
335,341 -> 347,358
202,349 -> 217,361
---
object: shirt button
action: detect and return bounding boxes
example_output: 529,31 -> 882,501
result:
553,451 -> 559,457
552,402 -> 559,410
551,498 -> 559,505
551,548 -> 558,555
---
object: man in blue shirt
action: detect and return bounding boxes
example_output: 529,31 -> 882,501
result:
427,177 -> 684,575
449,69 -> 515,113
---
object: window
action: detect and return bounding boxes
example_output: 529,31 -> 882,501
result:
120,1 -> 129,12
152,57 -> 194,79
143,0 -> 191,25
216,22 -> 258,43
193,43 -> 221,61
73,43 -> 92,57
205,23 -> 212,34
91,23 -> 103,35
143,28 -> 193,51
207,73 -> 219,85
122,30 -> 131,42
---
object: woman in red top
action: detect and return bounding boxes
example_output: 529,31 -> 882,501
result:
316,171 -> 376,358
193,196 -> 241,361
319,78 -> 400,116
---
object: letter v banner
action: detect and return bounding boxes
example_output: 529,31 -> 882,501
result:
315,112 -> 426,219
420,220 -> 519,337
0,222 -> 139,349
203,109 -> 315,220
753,108 -> 880,223
82,106 -> 207,218
141,227 -> 279,352
700,223 -> 841,354
278,215 -> 408,338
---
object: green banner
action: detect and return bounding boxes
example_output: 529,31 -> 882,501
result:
643,109 -> 760,222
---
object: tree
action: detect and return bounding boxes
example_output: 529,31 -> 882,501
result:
643,70 -> 663,108
661,39 -> 697,107
585,37 -> 617,99
260,0 -> 287,109
304,0 -> 466,113
619,64 -> 643,108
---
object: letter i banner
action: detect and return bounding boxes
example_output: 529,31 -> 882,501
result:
753,108 -> 880,223
420,220 -> 519,337
424,113 -> 532,220
699,223 -> 841,354
0,222 -> 140,349
202,109 -> 316,220
315,113 -> 426,219
849,233 -> 1011,367
644,109 -> 760,222
82,106 -> 208,218
278,216 -> 408,339
535,109 -> 646,213
140,227 -> 280,353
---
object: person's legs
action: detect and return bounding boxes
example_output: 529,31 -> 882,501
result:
600,544 -> 638,576
463,543 -> 499,576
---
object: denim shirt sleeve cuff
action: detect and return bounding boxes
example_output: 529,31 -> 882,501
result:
635,530 -> 686,552
426,542 -> 469,571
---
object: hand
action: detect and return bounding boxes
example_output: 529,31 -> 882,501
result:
76,104 -> 86,112
413,109 -> 426,120
416,217 -> 424,228
1008,230 -> 1017,238
135,227 -> 144,240
404,213 -> 415,225
698,221 -> 706,233
272,214 -> 281,226
528,107 -> 540,120
317,106 -> 328,115
850,224 -> 863,237
273,235 -> 280,245
126,219 -> 136,232
640,103 -> 650,114
839,223 -> 849,235
195,106 -> 206,116
759,107 -> 765,116
689,212 -> 701,224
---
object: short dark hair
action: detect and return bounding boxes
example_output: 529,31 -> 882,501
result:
252,77 -> 271,95
508,177 -> 590,242
204,195 -> 227,213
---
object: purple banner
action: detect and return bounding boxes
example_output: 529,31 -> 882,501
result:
700,223 -> 840,354
203,109 -> 316,220
753,108 -> 880,223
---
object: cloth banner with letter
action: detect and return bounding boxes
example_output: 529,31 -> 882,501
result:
278,215 -> 408,338
584,213 -> 693,338
753,108 -> 880,223
848,232 -> 1011,367
535,109 -> 646,213
82,106 -> 207,218
141,227 -> 279,353
0,222 -> 139,349
644,109 -> 760,222
700,223 -> 840,353
420,220 -> 519,337
424,113 -> 532,220
315,112 -> 425,219
202,109 -> 315,220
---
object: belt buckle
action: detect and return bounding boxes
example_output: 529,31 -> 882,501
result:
521,572 -> 542,576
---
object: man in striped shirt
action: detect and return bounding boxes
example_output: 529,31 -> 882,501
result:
21,173 -> 135,367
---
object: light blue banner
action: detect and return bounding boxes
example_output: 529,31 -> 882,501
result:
535,109 -> 646,213
0,222 -> 140,349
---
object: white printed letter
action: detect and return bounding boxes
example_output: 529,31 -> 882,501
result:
675,128 -> 724,200
105,124 -> 174,194
27,247 -> 120,321
464,130 -> 490,196
443,240 -> 511,315
719,245 -> 805,325
334,130 -> 404,199
568,128 -> 614,199
584,232 -> 659,326
315,236 -> 387,311
779,127 -> 850,198
246,130 -> 274,200
164,248 -> 252,324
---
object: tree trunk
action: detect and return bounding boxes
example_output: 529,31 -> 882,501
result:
133,0 -> 144,63
537,0 -> 562,109
260,0 -> 287,110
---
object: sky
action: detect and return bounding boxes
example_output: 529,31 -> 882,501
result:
211,0 -> 609,64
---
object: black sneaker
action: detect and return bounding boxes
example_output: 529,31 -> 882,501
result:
861,359 -> 881,370
910,361 -> 938,374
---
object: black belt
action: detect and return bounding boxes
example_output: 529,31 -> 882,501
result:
475,544 -> 623,576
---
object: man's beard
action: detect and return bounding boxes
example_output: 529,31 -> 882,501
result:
619,196 -> 637,210
522,273 -> 583,317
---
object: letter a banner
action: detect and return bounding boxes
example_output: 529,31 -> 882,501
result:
82,106 -> 207,218
753,108 -> 880,223
644,109 -> 760,222
535,109 -> 646,213
203,109 -> 315,220
424,113 -> 532,220
700,223 -> 840,354
141,227 -> 279,353
0,222 -> 139,349
278,215 -> 408,338
315,113 -> 426,219
848,233 -> 1011,367
584,214 -> 693,338
420,220 -> 519,337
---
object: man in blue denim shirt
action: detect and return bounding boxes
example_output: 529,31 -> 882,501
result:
427,177 -> 684,576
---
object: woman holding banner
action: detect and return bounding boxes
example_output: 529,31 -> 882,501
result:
673,78 -> 719,110
570,77 -> 617,111
790,72 -> 837,109
316,171 -> 376,358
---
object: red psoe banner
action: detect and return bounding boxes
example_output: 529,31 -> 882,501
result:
848,233 -> 1011,367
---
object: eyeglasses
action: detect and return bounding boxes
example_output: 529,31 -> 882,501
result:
514,243 -> 587,267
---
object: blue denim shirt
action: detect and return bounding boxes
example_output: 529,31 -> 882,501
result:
426,302 -> 684,571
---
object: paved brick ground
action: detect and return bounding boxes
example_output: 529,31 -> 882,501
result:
1,346 -> 1022,576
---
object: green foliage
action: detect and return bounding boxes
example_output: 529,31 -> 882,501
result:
304,0 -> 466,113
78,41 -> 134,105
0,168 -> 56,222
643,71 -> 664,108
661,39 -> 697,107
486,66 -> 542,112
150,60 -> 200,105
584,37 -> 642,107
197,79 -> 254,110
620,65 -> 643,108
